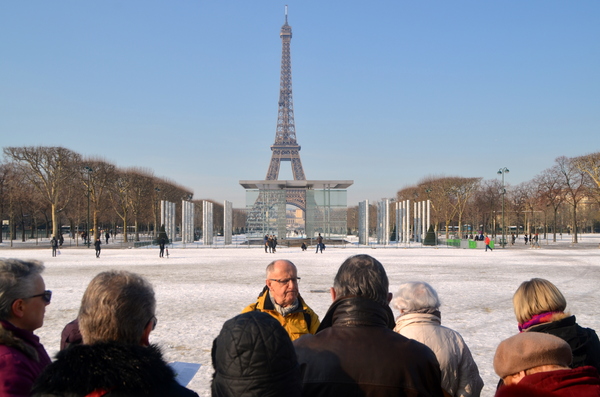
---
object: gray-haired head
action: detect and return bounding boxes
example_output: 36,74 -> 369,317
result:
333,254 -> 389,305
79,270 -> 156,345
265,260 -> 296,278
392,281 -> 441,313
0,259 -> 45,321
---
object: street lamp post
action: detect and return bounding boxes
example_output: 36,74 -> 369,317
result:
84,166 -> 93,248
497,167 -> 509,248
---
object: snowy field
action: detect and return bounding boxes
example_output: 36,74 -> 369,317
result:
2,235 -> 600,397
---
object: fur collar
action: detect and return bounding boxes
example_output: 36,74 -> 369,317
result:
0,321 -> 39,361
32,341 -> 178,396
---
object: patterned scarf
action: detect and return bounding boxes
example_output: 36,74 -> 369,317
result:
270,293 -> 299,317
518,311 -> 562,332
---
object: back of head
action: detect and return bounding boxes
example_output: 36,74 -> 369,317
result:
393,281 -> 440,313
0,259 -> 44,321
211,311 -> 301,397
333,254 -> 389,306
513,278 -> 567,324
79,270 -> 155,345
493,332 -> 572,378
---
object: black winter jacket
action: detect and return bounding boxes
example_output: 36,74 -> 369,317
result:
527,315 -> 600,372
31,342 -> 198,397
211,311 -> 302,397
293,296 -> 445,397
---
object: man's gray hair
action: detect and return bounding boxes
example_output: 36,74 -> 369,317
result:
79,270 -> 156,345
0,259 -> 45,321
333,255 -> 389,305
392,281 -> 441,312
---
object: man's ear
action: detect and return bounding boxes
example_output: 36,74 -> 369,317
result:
330,287 -> 337,302
387,292 -> 393,303
266,279 -> 273,291
140,320 -> 153,347
11,299 -> 25,319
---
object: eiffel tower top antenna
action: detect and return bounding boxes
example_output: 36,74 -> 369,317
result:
265,5 -> 306,181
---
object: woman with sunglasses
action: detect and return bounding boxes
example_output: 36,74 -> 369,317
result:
0,258 -> 52,396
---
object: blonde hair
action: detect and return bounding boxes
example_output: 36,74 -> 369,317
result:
79,271 -> 155,345
512,278 -> 566,324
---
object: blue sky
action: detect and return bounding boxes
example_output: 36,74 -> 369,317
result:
2,1 -> 599,207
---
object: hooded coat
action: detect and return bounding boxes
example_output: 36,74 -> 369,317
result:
211,311 -> 302,397
0,320 -> 51,397
31,342 -> 198,397
394,313 -> 483,397
294,296 -> 445,397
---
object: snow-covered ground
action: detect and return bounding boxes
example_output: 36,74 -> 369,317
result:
2,234 -> 600,397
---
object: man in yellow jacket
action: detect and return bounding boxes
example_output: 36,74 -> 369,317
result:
242,260 -> 320,341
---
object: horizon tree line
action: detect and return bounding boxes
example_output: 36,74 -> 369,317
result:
0,146 -> 247,244
346,152 -> 600,243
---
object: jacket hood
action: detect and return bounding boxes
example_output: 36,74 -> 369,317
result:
211,311 -> 301,397
394,312 -> 442,332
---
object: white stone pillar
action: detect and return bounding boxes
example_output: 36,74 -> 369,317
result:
203,200 -> 213,246
224,200 -> 232,245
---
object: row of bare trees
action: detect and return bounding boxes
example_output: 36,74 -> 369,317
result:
0,146 -> 246,244
347,153 -> 600,243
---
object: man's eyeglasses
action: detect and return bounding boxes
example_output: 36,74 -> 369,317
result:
27,290 -> 52,303
269,277 -> 301,285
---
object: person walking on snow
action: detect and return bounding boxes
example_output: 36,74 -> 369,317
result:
94,238 -> 101,258
316,233 -> 323,254
51,236 -> 58,257
485,235 -> 493,252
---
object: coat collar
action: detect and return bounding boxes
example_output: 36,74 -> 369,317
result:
316,296 -> 395,333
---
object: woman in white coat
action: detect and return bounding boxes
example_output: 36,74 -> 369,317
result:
393,281 -> 483,397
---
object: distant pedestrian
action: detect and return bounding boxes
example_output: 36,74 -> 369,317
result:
524,235 -> 529,245
159,238 -> 166,258
58,233 -> 64,247
51,236 -> 58,257
485,235 -> 493,252
511,233 -> 516,245
532,233 -> 540,248
316,233 -> 323,254
263,235 -> 269,253
301,242 -> 307,251
105,231 -> 110,245
94,238 -> 101,258
272,236 -> 277,253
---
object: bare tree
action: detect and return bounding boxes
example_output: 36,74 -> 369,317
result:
3,146 -> 81,237
80,158 -> 116,241
471,179 -> 503,236
535,166 -> 566,242
556,156 -> 588,243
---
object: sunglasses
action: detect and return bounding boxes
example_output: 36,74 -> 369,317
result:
27,290 -> 52,303
148,315 -> 158,331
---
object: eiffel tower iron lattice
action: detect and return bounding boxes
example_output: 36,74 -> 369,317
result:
265,6 -> 306,182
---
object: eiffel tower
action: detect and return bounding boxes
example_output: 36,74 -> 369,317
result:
264,5 -> 307,212
240,7 -> 352,239
265,5 -> 306,182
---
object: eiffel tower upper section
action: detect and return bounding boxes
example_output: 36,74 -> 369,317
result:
265,6 -> 306,181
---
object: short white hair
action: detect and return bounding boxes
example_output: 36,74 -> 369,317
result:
392,281 -> 440,312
